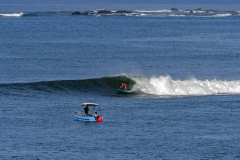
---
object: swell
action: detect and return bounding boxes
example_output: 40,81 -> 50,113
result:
0,75 -> 135,96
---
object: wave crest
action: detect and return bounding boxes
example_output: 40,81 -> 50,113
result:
0,12 -> 24,17
131,75 -> 240,96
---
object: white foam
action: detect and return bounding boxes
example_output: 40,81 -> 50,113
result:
168,14 -> 185,17
192,10 -> 206,14
211,13 -> 232,17
126,13 -> 145,16
136,9 -> 172,13
0,12 -> 24,17
131,75 -> 240,96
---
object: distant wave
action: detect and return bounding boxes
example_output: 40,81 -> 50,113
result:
0,8 -> 239,18
211,13 -> 232,17
0,12 -> 24,17
136,9 -> 172,13
1,75 -> 240,97
168,14 -> 186,17
0,11 -> 72,18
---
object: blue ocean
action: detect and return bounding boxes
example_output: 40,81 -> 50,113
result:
1,0 -> 240,159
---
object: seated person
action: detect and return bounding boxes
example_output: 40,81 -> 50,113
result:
84,106 -> 89,116
94,112 -> 99,119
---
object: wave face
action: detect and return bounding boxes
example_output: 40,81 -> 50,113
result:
1,75 -> 240,97
131,75 -> 240,97
0,75 -> 135,96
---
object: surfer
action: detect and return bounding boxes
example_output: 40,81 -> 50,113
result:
120,83 -> 127,91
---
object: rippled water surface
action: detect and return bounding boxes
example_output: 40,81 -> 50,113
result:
1,1 -> 240,159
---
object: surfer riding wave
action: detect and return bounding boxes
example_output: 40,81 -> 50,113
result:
120,83 -> 127,91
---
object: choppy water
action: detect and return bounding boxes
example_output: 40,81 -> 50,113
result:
1,1 -> 240,159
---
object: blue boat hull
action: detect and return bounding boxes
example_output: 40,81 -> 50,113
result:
74,114 -> 96,122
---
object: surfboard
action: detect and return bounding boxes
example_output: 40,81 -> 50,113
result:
116,89 -> 131,94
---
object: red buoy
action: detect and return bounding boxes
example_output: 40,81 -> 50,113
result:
97,116 -> 103,122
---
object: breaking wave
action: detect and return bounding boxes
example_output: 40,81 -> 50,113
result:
0,12 -> 24,17
168,14 -> 186,17
1,75 -> 240,98
211,13 -> 232,17
136,9 -> 172,13
131,75 -> 240,96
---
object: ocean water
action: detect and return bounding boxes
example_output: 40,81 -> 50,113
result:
1,1 -> 240,159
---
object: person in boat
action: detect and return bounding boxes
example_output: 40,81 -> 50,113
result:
84,106 -> 89,116
120,83 -> 127,91
94,112 -> 99,119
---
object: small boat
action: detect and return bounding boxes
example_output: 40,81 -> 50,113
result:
74,103 -> 103,122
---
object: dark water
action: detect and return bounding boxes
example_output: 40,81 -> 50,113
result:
1,2 -> 240,159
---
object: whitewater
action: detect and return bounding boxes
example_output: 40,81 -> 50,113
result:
0,12 -> 23,17
131,75 -> 240,96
